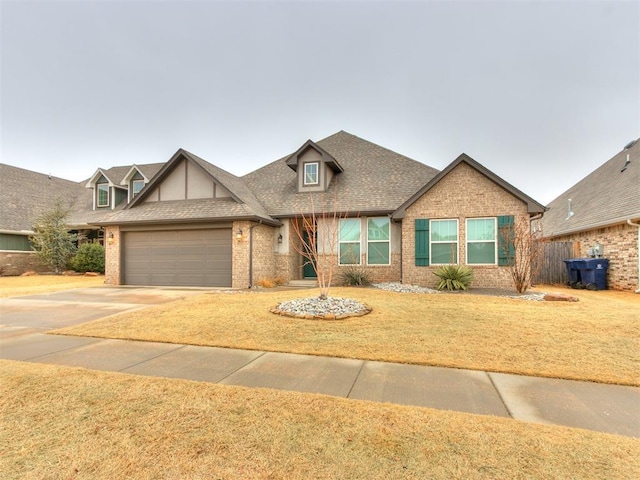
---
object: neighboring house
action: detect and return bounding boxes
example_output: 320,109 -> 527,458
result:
94,131 -> 545,289
1,131 -> 546,289
0,165 -> 82,275
0,162 -> 163,275
540,138 -> 640,292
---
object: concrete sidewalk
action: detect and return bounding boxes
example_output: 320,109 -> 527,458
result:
1,330 -> 638,438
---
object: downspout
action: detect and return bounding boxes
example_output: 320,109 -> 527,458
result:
627,219 -> 640,293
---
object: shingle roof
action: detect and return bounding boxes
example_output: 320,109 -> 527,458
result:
243,131 -> 440,216
541,139 -> 640,237
96,198 -> 265,225
0,163 -> 84,232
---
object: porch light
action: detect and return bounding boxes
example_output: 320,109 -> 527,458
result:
107,232 -> 114,245
278,234 -> 283,243
236,229 -> 243,240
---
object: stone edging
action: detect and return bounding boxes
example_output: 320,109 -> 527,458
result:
270,305 -> 372,321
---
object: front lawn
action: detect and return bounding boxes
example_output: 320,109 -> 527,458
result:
1,360 -> 637,480
0,274 -> 104,298
53,285 -> 640,386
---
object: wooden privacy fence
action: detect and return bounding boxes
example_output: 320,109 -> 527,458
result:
533,241 -> 579,286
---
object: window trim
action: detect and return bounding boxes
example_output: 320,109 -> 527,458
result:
429,219 -> 459,265
338,218 -> 361,265
303,162 -> 319,186
131,179 -> 145,198
466,217 -> 498,265
366,217 -> 390,266
97,183 -> 109,208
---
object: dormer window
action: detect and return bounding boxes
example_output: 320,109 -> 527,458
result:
304,162 -> 319,186
97,183 -> 109,207
286,140 -> 343,193
132,179 -> 145,198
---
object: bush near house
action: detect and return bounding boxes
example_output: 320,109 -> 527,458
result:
433,265 -> 474,291
71,243 -> 105,274
338,264 -> 373,286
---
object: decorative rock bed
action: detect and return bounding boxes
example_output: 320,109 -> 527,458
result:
271,296 -> 372,320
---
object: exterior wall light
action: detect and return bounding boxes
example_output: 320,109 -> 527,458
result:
236,230 -> 243,240
107,232 -> 114,245
278,234 -> 283,243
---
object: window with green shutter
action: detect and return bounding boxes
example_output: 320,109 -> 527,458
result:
415,219 -> 429,266
497,215 -> 515,266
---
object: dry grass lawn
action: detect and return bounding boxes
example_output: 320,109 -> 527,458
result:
54,285 -> 640,386
0,274 -> 104,298
1,360 -> 637,480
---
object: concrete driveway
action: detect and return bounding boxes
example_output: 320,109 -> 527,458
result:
0,286 -> 203,335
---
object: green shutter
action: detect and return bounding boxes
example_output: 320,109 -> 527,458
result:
497,215 -> 515,266
415,219 -> 430,266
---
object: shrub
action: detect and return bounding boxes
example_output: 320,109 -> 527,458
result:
255,277 -> 287,288
71,243 -> 105,273
433,265 -> 473,291
338,265 -> 373,287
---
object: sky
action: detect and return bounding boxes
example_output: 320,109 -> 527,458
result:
1,0 -> 638,205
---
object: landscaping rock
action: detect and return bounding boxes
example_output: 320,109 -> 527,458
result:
373,282 -> 440,294
273,296 -> 371,320
543,293 -> 579,302
84,272 -> 99,277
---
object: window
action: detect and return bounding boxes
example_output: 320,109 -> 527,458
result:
467,218 -> 497,264
367,217 -> 390,265
339,218 -> 360,264
132,179 -> 145,197
430,219 -> 458,264
97,183 -> 109,207
303,162 -> 319,185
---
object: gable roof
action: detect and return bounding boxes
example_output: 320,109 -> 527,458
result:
392,153 -> 546,219
98,149 -> 278,226
541,138 -> 640,237
244,131 -> 440,217
285,140 -> 344,173
120,163 -> 165,185
0,163 -> 84,232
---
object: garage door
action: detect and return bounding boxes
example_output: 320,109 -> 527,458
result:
123,228 -> 232,287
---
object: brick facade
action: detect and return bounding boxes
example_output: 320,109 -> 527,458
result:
0,251 -> 52,276
402,162 -> 530,289
549,223 -> 639,291
104,226 -> 121,285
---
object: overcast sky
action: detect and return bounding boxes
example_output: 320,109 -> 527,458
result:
1,0 -> 638,204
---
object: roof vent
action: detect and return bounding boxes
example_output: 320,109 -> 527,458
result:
565,198 -> 574,221
623,139 -> 637,150
621,153 -> 631,173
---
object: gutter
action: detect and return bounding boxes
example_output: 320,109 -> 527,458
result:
627,219 -> 640,293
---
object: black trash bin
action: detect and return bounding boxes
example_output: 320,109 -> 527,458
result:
563,259 -> 581,288
580,258 -> 609,290
563,258 -> 609,290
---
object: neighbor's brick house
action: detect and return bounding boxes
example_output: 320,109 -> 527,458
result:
539,138 -> 640,292
1,131 -> 546,290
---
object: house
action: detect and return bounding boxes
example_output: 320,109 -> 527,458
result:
540,138 -> 640,292
0,162 -> 163,275
1,131 -> 546,289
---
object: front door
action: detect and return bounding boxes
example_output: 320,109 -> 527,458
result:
302,231 -> 317,279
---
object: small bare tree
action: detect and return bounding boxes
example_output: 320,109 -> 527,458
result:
500,216 -> 545,294
290,192 -> 349,300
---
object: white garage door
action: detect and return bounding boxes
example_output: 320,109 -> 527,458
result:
123,228 -> 232,287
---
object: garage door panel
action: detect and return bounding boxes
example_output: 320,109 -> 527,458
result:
123,228 -> 232,287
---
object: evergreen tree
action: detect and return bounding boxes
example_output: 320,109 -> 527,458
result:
30,201 -> 77,274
